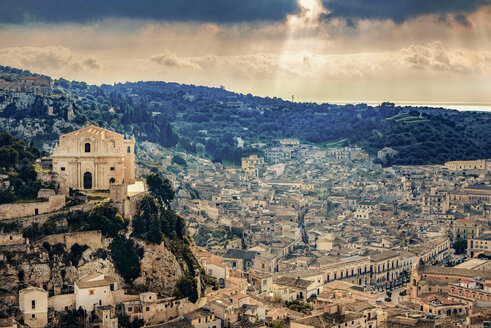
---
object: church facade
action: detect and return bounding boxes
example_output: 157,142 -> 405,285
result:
51,125 -> 135,191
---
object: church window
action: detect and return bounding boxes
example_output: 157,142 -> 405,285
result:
127,146 -> 131,153
110,178 -> 115,184
85,143 -> 91,152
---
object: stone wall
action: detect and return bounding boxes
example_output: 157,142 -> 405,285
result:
38,231 -> 102,250
0,232 -> 26,246
0,195 -> 65,220
110,184 -> 148,219
150,297 -> 207,324
48,293 -> 75,312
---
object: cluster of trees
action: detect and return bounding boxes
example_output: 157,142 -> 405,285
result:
77,80 -> 491,166
132,174 -> 184,244
285,299 -> 313,314
0,65 -> 51,80
171,154 -> 187,167
194,225 -> 244,247
132,173 -> 200,302
65,204 -> 129,238
5,66 -> 490,166
0,131 -> 45,203
110,235 -> 144,283
23,214 -> 68,241
53,78 -> 179,148
131,194 -> 185,244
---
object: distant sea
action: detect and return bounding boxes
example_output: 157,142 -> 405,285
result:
326,101 -> 491,112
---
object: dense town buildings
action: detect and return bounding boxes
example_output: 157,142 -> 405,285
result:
2,131 -> 491,327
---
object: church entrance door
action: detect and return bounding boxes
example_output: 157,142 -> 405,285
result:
84,172 -> 92,189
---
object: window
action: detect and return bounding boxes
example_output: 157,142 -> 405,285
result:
89,290 -> 95,295
35,209 -> 39,215
32,314 -> 35,319
110,283 -> 114,291
146,307 -> 150,311
110,167 -> 115,171
128,307 -> 132,312
109,178 -> 115,184
85,143 -> 91,152
61,167 -> 65,171
32,300 -> 36,309
127,146 -> 131,153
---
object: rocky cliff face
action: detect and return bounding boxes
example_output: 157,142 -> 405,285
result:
0,91 -> 79,150
0,242 -> 124,296
133,240 -> 185,296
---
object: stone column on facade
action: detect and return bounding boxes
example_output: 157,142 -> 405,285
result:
94,162 -> 98,190
77,161 -> 81,189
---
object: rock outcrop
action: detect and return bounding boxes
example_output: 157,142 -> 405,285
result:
133,240 -> 184,296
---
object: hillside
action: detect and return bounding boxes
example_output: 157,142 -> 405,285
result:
1,65 -> 490,166
0,133 -> 203,311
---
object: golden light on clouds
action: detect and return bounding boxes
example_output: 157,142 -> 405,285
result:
0,0 -> 490,103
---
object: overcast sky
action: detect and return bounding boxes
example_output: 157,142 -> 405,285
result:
1,0 -> 490,103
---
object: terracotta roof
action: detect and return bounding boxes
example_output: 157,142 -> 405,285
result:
63,125 -> 124,139
370,250 -> 400,262
418,265 -> 491,280
274,276 -> 313,289
293,312 -> 363,328
19,286 -> 47,294
344,301 -> 375,312
75,273 -> 115,289
423,294 -> 463,306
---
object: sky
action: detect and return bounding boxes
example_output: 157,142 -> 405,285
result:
0,0 -> 490,103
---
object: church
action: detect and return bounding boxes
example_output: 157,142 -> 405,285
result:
51,125 -> 135,191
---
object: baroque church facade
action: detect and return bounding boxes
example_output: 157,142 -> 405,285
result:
51,125 -> 135,190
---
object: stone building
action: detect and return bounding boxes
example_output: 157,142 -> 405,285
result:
19,287 -> 48,328
0,76 -> 51,96
51,125 -> 135,191
445,159 -> 491,171
453,219 -> 481,241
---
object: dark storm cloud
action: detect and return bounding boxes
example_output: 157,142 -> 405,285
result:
0,0 -> 299,24
322,0 -> 490,24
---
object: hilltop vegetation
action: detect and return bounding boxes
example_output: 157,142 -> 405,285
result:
1,65 -> 490,166
0,131 -> 50,203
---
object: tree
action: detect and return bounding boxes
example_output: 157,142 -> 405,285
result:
171,154 -> 187,167
87,203 -> 128,237
174,276 -> 199,303
453,239 -> 467,255
132,194 -> 161,242
69,243 -> 89,267
146,173 -> 175,209
110,236 -> 142,283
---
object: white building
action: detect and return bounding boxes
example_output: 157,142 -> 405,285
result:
19,287 -> 48,328
75,273 -> 117,312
